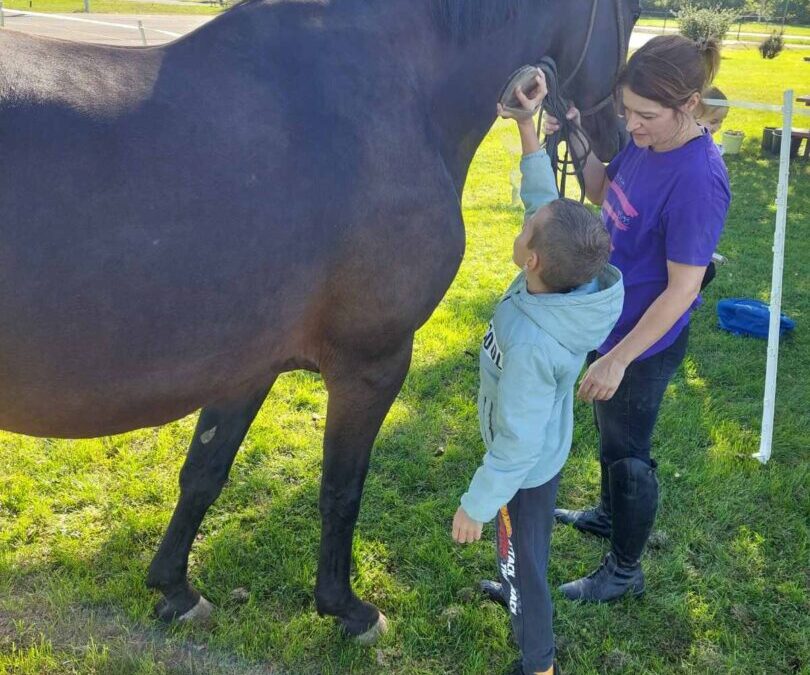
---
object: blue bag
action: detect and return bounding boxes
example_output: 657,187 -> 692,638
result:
717,298 -> 795,339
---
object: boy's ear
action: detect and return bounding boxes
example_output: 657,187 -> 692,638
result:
526,250 -> 542,274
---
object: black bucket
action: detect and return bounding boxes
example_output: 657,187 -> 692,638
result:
761,127 -> 776,154
771,130 -> 802,158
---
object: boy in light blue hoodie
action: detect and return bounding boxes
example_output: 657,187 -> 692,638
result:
451,73 -> 624,675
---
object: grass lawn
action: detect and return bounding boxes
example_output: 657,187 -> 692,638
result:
1,47 -> 808,674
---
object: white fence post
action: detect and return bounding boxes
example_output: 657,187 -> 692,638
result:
0,2 -> 5,28
138,19 -> 147,45
755,89 -> 794,464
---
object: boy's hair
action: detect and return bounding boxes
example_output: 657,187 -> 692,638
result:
697,86 -> 727,116
528,198 -> 611,292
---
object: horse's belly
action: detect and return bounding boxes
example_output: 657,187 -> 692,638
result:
0,337 -> 258,437
0,383 -> 201,439
0,290 -> 304,438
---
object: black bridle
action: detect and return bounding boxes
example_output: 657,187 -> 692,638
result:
563,0 -> 631,118
540,0 -> 633,200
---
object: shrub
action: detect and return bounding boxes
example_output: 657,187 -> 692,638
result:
678,4 -> 737,43
759,31 -> 785,59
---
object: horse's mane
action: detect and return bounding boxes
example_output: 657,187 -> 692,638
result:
434,0 -> 527,43
222,0 -> 528,43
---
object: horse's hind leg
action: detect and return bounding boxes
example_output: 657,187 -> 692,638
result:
315,338 -> 413,643
145,384 -> 272,622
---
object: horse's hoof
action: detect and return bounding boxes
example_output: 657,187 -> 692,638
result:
154,594 -> 213,624
178,595 -> 214,623
354,611 -> 388,646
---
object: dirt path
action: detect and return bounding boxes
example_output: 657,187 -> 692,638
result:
1,593 -> 285,674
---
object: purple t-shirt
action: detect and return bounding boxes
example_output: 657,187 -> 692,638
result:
599,131 -> 731,360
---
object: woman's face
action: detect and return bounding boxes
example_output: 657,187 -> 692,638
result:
620,86 -> 697,150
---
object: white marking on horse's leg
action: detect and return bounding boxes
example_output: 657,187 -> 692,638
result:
177,596 -> 214,623
200,426 -> 217,444
355,612 -> 388,646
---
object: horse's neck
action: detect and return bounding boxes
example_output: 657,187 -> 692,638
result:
182,0 -> 547,194
422,18 -> 550,195
428,45 -> 525,194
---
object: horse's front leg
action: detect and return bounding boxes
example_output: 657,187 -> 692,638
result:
315,339 -> 413,643
145,384 -> 272,622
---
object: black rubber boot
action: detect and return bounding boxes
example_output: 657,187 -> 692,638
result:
479,579 -> 508,609
554,461 -> 611,539
558,458 -> 658,603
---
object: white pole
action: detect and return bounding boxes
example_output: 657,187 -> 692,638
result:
0,2 -> 4,28
138,19 -> 147,45
754,89 -> 793,464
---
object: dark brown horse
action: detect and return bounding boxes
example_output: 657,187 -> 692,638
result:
0,0 -> 637,642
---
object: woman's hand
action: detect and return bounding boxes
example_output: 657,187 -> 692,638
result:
452,506 -> 483,544
542,104 -> 582,135
497,72 -> 548,122
577,353 -> 627,402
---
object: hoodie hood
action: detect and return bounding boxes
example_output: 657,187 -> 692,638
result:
508,264 -> 624,354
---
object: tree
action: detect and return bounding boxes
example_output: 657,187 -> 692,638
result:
679,4 -> 739,41
640,0 -> 809,26
744,0 -> 777,21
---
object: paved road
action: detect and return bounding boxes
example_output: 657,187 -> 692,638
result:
2,10 -> 658,47
0,10 -> 212,45
0,12 -> 805,50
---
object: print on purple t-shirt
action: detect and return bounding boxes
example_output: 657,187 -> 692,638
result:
599,131 -> 731,360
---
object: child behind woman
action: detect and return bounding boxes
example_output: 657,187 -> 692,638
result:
696,86 -> 729,153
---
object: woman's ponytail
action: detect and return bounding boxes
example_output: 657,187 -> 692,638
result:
695,37 -> 721,87
617,34 -> 722,109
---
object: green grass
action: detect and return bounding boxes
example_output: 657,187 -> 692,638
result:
3,0 -> 221,16
1,47 -> 809,674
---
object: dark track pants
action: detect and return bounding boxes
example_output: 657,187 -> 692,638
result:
496,473 -> 560,675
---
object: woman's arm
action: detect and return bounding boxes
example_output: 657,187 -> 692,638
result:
577,261 -> 705,402
543,107 -> 610,205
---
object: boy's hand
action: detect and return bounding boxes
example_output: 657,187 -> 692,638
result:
497,72 -> 548,122
452,507 -> 483,544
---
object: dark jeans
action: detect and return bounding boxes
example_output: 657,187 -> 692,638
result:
496,473 -> 560,674
588,325 -> 689,467
701,261 -> 716,291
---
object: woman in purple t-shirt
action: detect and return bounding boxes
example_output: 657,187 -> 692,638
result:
546,35 -> 731,602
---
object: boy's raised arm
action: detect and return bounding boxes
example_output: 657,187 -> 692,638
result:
520,149 -> 559,218
498,71 -> 560,219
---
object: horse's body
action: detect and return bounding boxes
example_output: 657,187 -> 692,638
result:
0,0 -> 637,639
0,12 -> 457,437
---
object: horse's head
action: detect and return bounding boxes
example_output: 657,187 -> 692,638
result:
547,0 -> 640,161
